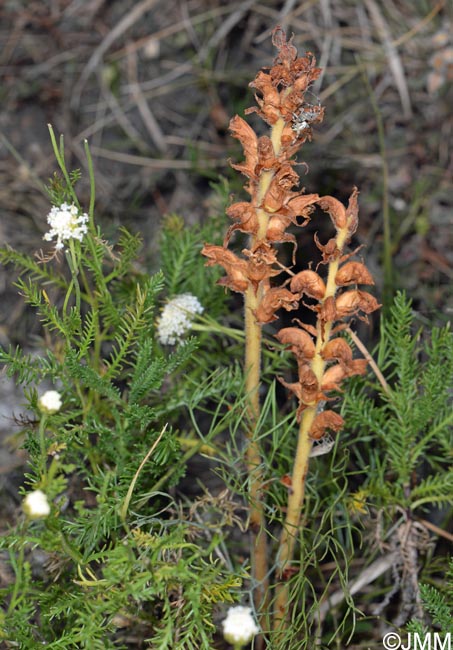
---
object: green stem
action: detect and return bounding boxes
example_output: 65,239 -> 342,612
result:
7,520 -> 27,614
84,139 -> 96,227
191,318 -> 244,342
67,240 -> 81,313
38,416 -> 48,476
47,125 -> 80,207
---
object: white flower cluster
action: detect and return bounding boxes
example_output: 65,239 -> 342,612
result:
38,390 -> 62,415
222,606 -> 259,647
157,293 -> 203,345
22,489 -> 51,519
43,202 -> 89,250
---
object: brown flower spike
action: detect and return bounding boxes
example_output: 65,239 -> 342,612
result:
201,27 -> 380,635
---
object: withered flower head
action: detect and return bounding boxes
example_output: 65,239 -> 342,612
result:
277,187 -> 380,439
247,27 -> 322,128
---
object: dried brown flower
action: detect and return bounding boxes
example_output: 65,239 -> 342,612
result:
255,288 -> 300,323
201,245 -> 250,293
229,115 -> 259,180
321,338 -> 353,367
309,411 -> 344,440
275,327 -> 316,360
314,234 -> 341,264
317,187 -> 359,238
335,262 -> 375,287
224,202 -> 259,245
290,269 -> 326,300
335,290 -> 381,320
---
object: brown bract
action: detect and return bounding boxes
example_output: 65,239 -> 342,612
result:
263,164 -> 300,213
321,338 -> 353,367
224,202 -> 259,245
314,234 -> 341,264
201,243 -> 282,294
279,369 -> 325,421
242,243 -> 281,289
246,70 -> 282,126
265,194 -> 318,258
256,136 -> 279,173
321,358 -> 368,392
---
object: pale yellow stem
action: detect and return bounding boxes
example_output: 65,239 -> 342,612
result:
244,284 -> 268,614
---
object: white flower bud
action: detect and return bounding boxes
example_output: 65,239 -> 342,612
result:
222,606 -> 259,647
38,390 -> 62,415
156,293 -> 204,345
22,489 -> 51,519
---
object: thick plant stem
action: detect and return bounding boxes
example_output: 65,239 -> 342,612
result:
244,284 -> 269,618
273,407 -> 315,629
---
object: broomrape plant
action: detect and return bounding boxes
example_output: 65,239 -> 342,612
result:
202,27 -> 379,638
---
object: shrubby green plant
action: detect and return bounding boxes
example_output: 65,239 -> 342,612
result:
0,130 -> 244,648
340,292 -> 453,635
407,561 -> 453,637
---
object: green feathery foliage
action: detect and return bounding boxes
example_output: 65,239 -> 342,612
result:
343,291 -> 453,512
0,131 -> 243,648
